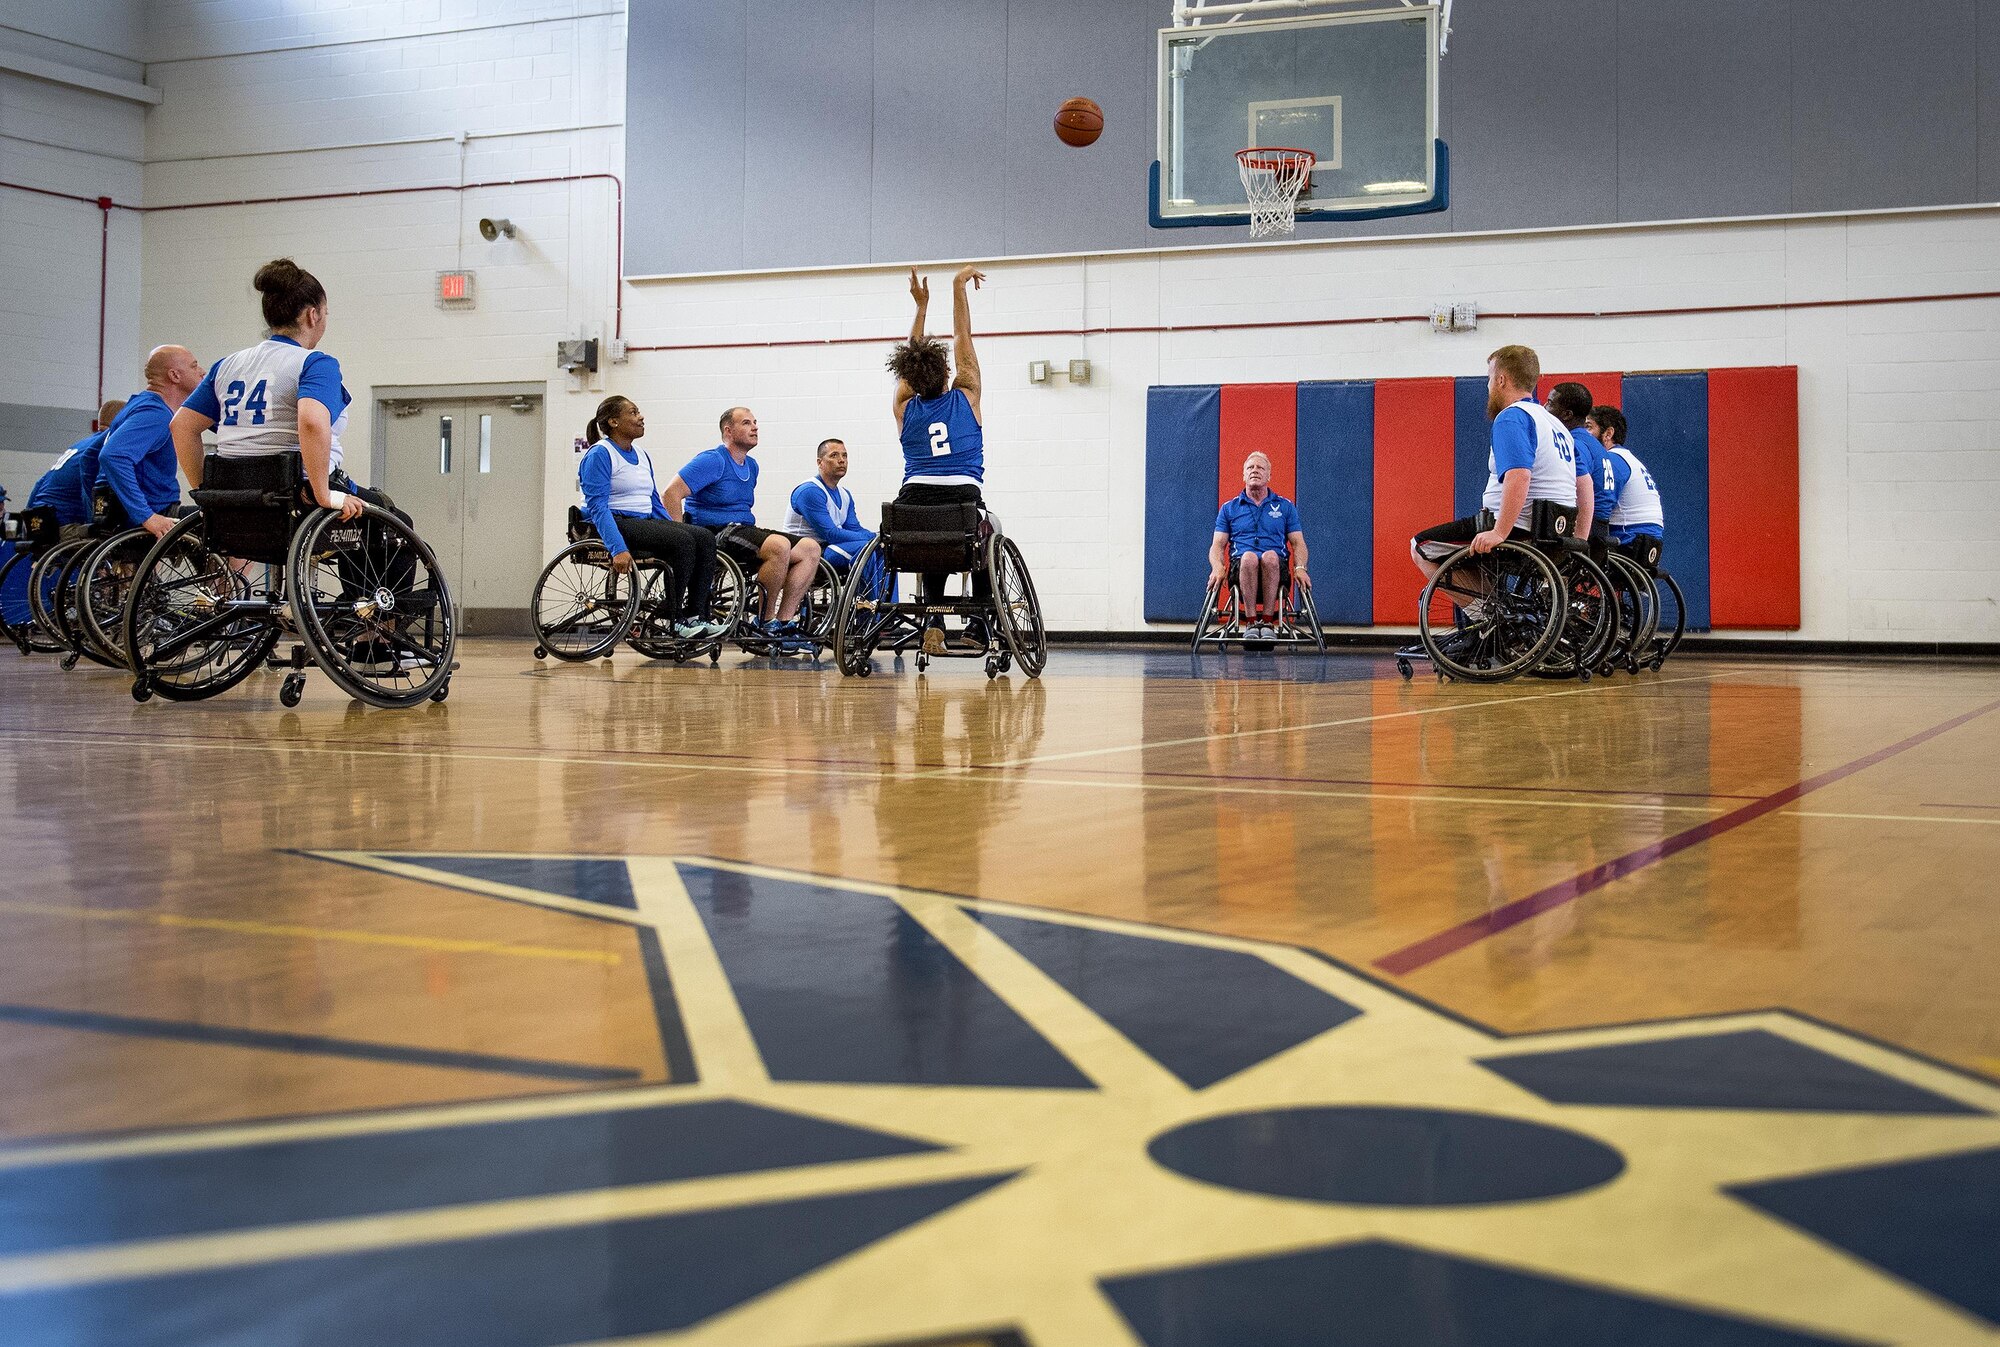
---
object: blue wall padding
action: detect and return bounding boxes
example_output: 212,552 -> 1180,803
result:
1452,377 -> 1490,518
1145,385 -> 1223,622
1295,381 -> 1375,626
1622,373 -> 1712,630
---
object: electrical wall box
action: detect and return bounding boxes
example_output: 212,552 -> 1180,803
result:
1068,359 -> 1092,384
1028,360 -> 1050,383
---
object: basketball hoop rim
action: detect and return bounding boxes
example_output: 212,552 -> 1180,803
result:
1235,146 -> 1316,174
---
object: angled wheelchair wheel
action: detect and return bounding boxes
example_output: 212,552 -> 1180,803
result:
0,549 -> 56,654
123,512 -> 276,701
1192,577 -> 1224,650
1650,569 -> 1686,669
1600,552 -> 1657,673
1290,580 -> 1326,652
531,539 -> 639,662
26,538 -> 85,652
801,557 -> 843,647
831,538 -> 894,676
79,529 -> 155,669
1417,542 -> 1566,683
1532,552 -> 1615,681
987,534 -> 1047,678
625,559 -> 701,661
288,505 -> 455,709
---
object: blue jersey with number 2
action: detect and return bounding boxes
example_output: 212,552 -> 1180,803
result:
900,389 -> 984,484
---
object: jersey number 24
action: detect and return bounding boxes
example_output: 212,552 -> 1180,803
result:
221,379 -> 268,427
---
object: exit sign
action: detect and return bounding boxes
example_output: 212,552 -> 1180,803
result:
436,270 -> 476,308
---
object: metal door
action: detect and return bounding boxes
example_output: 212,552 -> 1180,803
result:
378,393 -> 544,636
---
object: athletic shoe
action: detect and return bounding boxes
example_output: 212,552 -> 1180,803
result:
922,619 -> 947,656
671,619 -> 711,641
690,616 -> 731,639
960,617 -> 992,651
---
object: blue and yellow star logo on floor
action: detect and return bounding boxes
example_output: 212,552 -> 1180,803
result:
2,853 -> 1997,1346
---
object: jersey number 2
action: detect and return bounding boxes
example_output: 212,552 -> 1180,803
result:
221,379 -> 269,428
927,422 -> 951,457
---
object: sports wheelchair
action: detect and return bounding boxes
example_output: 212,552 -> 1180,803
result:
1192,545 -> 1324,653
1,505 -> 68,656
830,501 -> 1046,679
37,488 -> 181,672
531,507 -> 747,665
122,452 -> 456,708
1397,500 -> 1610,684
728,544 -> 846,660
1593,535 -> 1685,675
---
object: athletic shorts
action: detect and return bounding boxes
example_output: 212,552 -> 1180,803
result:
706,522 -> 802,568
1412,515 -> 1530,562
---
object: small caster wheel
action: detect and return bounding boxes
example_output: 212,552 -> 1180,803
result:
533,645 -> 548,660
1650,657 -> 1666,673
602,652 -> 615,661
1577,668 -> 1592,684
60,652 -> 79,672
985,657 -> 1001,679
857,662 -> 873,678
1396,657 -> 1413,680
916,654 -> 928,672
430,683 -> 449,703
131,678 -> 153,703
279,674 -> 305,708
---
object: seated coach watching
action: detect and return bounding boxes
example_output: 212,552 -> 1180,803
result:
97,346 -> 204,539
1209,451 -> 1309,639
785,438 -> 874,573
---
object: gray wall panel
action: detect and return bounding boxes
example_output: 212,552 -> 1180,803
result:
1618,0 -> 1791,221
743,0 -> 875,269
869,0 -> 1008,264
624,0 -> 1998,275
628,1 -> 747,275
0,401 -> 93,505
1001,0 -> 1162,256
1791,0 -> 1978,212
1447,0 -> 1619,233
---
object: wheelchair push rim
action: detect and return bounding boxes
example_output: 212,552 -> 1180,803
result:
286,504 -> 456,709
831,537 -> 895,676
531,539 -> 640,662
122,510 -> 277,701
1417,541 -> 1567,683
987,534 -> 1047,678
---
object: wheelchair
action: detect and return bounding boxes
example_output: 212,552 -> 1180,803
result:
1527,538 -> 1618,682
1397,501 -> 1578,684
122,452 -> 456,708
530,507 -> 745,665
0,506 -> 68,655
1593,534 -> 1684,674
1192,546 -> 1325,653
729,550 -> 845,660
830,501 -> 1046,679
27,501 -> 132,672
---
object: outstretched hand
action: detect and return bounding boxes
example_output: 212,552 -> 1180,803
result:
908,268 -> 929,305
953,265 -> 986,291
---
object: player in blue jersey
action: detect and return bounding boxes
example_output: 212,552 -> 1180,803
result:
889,265 -> 990,653
26,400 -> 126,536
1546,381 -> 1608,562
97,346 -> 203,538
785,439 -> 875,572
1208,452 -> 1310,638
1586,405 -> 1666,550
577,395 -> 727,640
665,406 -> 822,647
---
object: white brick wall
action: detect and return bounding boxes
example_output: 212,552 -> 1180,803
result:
13,1 -> 1991,642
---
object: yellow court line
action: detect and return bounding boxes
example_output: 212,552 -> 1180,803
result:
1778,810 -> 2000,827
0,899 -> 622,966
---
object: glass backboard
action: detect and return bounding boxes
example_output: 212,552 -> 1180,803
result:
1153,5 -> 1445,229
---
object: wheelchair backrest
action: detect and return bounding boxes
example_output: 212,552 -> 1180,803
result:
879,501 -> 981,575
191,452 -> 304,566
90,485 -> 124,536
1527,499 -> 1577,544
12,506 -> 60,555
566,505 -> 598,544
1618,535 -> 1663,574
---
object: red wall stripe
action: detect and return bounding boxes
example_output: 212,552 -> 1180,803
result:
1218,383 -> 1297,506
1371,378 -> 1458,624
1708,366 -> 1801,628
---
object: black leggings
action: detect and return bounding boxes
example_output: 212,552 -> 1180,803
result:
617,515 -> 717,620
895,481 -> 990,602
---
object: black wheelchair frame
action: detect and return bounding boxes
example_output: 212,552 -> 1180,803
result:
531,506 -> 747,665
1191,545 -> 1325,653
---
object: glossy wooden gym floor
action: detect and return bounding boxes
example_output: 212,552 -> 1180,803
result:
1,642 -> 1997,1346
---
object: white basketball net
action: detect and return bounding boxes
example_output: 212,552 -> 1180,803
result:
1237,147 -> 1316,239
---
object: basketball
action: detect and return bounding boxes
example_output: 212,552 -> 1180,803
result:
1054,96 -> 1104,147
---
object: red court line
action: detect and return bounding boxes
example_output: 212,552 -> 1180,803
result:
1373,696 -> 2000,977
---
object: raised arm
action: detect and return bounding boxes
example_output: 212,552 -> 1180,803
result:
950,265 -> 985,415
893,269 -> 929,425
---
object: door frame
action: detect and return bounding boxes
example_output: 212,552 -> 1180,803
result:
372,382 -> 549,637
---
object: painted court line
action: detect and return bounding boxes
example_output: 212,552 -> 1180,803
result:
0,1004 -> 643,1083
0,899 -> 622,966
1375,695 -> 2000,977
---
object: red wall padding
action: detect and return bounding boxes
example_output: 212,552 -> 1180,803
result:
1708,366 -> 1801,628
1371,378 -> 1458,624
1218,384 -> 1297,505
1537,372 -> 1625,409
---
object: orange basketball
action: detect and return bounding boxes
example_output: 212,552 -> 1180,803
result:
1054,96 -> 1104,148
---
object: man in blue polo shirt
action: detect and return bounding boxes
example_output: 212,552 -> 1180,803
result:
664,405 -> 823,644
97,345 -> 203,538
26,399 -> 126,536
1208,451 -> 1310,639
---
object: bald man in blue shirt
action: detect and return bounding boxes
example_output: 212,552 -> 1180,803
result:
1209,452 -> 1310,639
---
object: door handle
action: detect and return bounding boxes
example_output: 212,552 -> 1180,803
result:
439,416 -> 453,474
